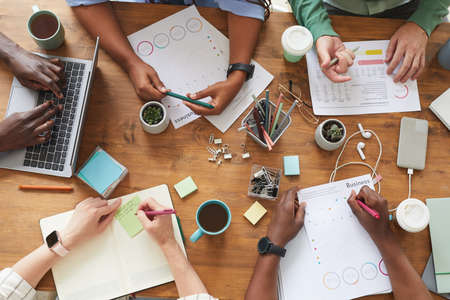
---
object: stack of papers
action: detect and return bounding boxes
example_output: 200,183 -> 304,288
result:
279,174 -> 392,299
127,6 -> 273,133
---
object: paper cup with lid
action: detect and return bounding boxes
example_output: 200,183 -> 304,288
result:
281,26 -> 313,63
395,198 -> 430,233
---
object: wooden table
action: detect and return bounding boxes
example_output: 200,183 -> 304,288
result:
0,1 -> 449,299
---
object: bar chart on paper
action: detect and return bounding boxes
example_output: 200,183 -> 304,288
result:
127,6 -> 273,132
306,40 -> 421,115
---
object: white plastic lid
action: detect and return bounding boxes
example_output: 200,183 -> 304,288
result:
396,198 -> 430,233
281,26 -> 313,56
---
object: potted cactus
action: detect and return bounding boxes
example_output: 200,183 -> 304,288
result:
139,101 -> 169,134
314,119 -> 346,151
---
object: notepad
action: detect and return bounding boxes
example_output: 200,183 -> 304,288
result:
40,184 -> 185,300
174,176 -> 198,198
77,147 -> 127,198
429,88 -> 450,130
244,201 -> 267,225
283,155 -> 300,176
427,197 -> 450,293
115,196 -> 143,237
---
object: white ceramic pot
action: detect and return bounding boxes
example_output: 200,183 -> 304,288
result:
314,119 -> 346,151
139,101 -> 169,134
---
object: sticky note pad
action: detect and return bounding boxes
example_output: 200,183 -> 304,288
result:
115,196 -> 143,237
174,176 -> 198,198
244,201 -> 267,225
78,150 -> 123,194
283,155 -> 300,176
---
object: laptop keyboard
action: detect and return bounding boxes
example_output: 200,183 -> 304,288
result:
23,61 -> 86,172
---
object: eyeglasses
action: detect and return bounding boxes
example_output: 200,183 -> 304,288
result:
278,83 -> 319,125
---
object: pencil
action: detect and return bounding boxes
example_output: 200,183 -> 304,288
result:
327,46 -> 360,69
166,91 -> 214,109
270,102 -> 283,138
264,90 -> 270,132
357,200 -> 380,219
19,185 -> 73,191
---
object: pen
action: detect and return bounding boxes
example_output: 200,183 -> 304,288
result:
19,185 -> 73,191
357,200 -> 380,219
144,209 -> 176,217
176,216 -> 186,244
260,125 -> 273,151
264,90 -> 270,132
270,102 -> 283,138
277,100 -> 297,132
269,94 -> 283,133
252,95 -> 265,117
252,109 -> 265,141
166,91 -> 214,109
327,46 -> 360,69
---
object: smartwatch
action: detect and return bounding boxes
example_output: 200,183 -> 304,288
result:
257,236 -> 286,257
227,63 -> 255,81
45,230 -> 69,257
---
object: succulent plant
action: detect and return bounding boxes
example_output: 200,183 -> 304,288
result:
323,122 -> 344,142
142,105 -> 163,125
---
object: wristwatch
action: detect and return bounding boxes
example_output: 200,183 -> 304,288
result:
227,63 -> 255,81
45,230 -> 69,257
257,236 -> 286,257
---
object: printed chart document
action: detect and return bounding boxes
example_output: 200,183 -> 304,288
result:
127,6 -> 273,132
40,184 -> 185,300
279,174 -> 391,300
306,40 -> 421,115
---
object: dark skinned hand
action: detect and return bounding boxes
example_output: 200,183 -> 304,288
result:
267,186 -> 306,248
0,101 -> 62,152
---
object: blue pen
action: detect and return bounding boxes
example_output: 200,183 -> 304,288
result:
265,90 -> 270,131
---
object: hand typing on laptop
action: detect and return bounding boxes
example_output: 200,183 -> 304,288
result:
0,32 -> 65,98
0,101 -> 62,152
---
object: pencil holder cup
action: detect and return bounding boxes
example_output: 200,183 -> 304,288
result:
139,101 -> 169,134
241,99 -> 292,149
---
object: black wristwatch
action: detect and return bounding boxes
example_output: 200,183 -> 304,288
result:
227,63 -> 255,81
257,236 -> 286,257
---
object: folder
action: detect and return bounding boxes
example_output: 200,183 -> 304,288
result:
427,197 -> 450,293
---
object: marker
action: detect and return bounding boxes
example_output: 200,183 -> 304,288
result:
144,209 -> 176,217
19,185 -> 73,192
166,91 -> 214,109
357,200 -> 380,219
264,90 -> 270,131
327,46 -> 360,69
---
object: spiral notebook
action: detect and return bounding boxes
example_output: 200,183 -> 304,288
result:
39,184 -> 185,300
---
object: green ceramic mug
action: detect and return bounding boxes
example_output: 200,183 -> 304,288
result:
27,5 -> 65,50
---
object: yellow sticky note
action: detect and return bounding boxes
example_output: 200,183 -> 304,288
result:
244,201 -> 267,225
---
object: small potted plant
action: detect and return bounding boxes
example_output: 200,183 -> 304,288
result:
314,119 -> 346,151
139,101 -> 169,134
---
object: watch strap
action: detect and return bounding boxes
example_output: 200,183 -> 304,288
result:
52,241 -> 69,257
268,243 -> 286,257
227,63 -> 255,81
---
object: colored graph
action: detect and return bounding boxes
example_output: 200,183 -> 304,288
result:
186,17 -> 203,33
153,33 -> 169,49
169,25 -> 186,41
136,41 -> 154,56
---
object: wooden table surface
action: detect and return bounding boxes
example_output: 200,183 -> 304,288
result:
0,1 -> 449,299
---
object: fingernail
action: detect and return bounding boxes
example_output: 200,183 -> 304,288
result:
191,93 -> 196,98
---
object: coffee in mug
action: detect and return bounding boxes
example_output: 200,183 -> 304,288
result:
198,203 -> 228,232
30,13 -> 59,39
27,5 -> 65,50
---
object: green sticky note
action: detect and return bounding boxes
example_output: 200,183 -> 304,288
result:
174,176 -> 198,198
115,196 -> 143,237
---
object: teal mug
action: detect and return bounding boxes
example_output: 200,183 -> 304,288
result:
27,5 -> 65,50
190,200 -> 231,242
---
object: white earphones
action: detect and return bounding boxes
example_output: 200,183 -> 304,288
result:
358,123 -> 372,139
357,142 -> 366,160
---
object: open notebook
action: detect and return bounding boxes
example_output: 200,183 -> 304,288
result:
40,184 -> 185,300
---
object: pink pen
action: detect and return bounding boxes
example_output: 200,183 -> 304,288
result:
357,200 -> 380,219
144,209 -> 176,217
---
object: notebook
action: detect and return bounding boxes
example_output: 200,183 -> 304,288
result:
427,197 -> 450,293
429,88 -> 450,130
39,184 -> 185,300
422,254 -> 450,299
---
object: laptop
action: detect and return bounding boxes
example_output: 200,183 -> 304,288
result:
0,37 -> 100,178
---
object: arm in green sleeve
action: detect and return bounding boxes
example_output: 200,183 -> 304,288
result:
288,0 -> 339,42
408,0 -> 450,36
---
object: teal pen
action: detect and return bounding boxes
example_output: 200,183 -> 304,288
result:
166,91 -> 214,109
264,90 -> 270,131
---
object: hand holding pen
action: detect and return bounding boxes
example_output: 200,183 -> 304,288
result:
347,186 -> 392,242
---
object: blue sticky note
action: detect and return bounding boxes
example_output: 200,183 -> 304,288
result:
284,155 -> 300,176
78,150 -> 123,194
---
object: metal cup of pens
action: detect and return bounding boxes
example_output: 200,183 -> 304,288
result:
241,98 -> 292,149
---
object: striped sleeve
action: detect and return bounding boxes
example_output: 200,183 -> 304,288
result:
178,293 -> 219,300
0,268 -> 36,300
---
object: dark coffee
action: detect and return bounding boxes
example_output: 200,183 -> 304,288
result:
198,203 -> 228,232
30,14 -> 58,39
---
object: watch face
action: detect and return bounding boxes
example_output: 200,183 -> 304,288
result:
258,237 -> 270,254
46,230 -> 59,248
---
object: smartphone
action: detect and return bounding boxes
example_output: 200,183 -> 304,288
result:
397,117 -> 428,170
